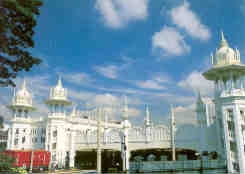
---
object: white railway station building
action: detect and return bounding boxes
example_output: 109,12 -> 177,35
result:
5,33 -> 245,173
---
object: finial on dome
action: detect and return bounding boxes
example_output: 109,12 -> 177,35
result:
13,87 -> 16,97
57,75 -> 63,87
122,95 -> 128,119
145,104 -> 150,125
210,52 -> 214,65
21,78 -> 27,90
220,30 -> 228,48
71,105 -> 77,117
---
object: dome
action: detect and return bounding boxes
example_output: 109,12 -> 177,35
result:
12,79 -> 33,107
216,47 -> 236,65
212,32 -> 241,66
47,76 -> 70,103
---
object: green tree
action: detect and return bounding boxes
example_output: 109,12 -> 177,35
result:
0,152 -> 15,172
0,0 -> 43,87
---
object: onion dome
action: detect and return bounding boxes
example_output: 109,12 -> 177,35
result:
8,79 -> 35,110
212,32 -> 241,66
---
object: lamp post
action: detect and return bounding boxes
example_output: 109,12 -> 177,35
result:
97,107 -> 102,174
29,150 -> 34,174
195,152 -> 203,174
170,105 -> 176,161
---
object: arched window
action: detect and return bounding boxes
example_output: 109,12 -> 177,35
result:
147,154 -> 156,161
24,110 -> 28,118
22,137 -> 26,143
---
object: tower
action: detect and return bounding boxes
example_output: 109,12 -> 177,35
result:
203,32 -> 245,173
8,79 -> 35,119
196,92 -> 207,154
144,105 -> 152,142
121,96 -> 131,172
45,76 -> 71,118
7,79 -> 36,150
144,105 -> 152,126
45,76 -> 72,168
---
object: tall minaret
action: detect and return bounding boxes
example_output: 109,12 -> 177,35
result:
7,79 -> 35,150
196,91 -> 206,154
170,104 -> 176,161
203,32 -> 245,173
45,76 -> 72,168
144,105 -> 151,126
145,105 -> 152,143
121,96 -> 131,172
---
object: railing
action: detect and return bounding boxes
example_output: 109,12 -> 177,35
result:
130,160 -> 226,172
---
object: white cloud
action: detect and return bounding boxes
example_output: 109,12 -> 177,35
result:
174,104 -> 197,125
95,0 -> 148,28
170,1 -> 211,41
94,65 -> 119,79
62,72 -> 93,85
152,26 -> 190,56
153,73 -> 172,84
128,108 -> 141,117
178,70 -> 213,96
136,80 -> 166,90
84,93 -> 141,117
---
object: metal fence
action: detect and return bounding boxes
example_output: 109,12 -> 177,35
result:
130,159 -> 226,173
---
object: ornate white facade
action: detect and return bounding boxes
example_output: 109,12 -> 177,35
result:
6,32 -> 245,172
203,32 -> 245,173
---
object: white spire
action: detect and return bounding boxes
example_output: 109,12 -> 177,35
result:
13,87 -> 16,97
122,95 -> 128,120
220,31 -> 228,48
145,104 -> 151,126
21,78 -> 27,90
170,104 -> 176,161
71,105 -> 77,117
57,75 -> 63,88
211,52 -> 214,65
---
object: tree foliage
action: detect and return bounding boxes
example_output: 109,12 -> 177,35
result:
0,0 -> 43,87
0,152 -> 15,172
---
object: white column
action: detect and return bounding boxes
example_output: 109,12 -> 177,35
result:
222,108 -> 232,172
11,127 -> 15,149
170,105 -> 176,161
97,108 -> 102,173
121,124 -> 130,172
7,128 -> 11,149
234,105 -> 245,173
45,125 -> 49,151
69,131 -> 75,168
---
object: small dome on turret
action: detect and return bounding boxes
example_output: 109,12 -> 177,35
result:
12,79 -> 33,107
212,32 -> 241,66
45,76 -> 71,106
49,76 -> 68,101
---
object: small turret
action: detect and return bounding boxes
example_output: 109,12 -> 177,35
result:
144,105 -> 152,126
71,105 -> 77,117
212,31 -> 241,67
45,76 -> 71,117
8,79 -> 35,118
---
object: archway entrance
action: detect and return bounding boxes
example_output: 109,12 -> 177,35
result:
130,148 -> 197,161
75,149 -> 122,172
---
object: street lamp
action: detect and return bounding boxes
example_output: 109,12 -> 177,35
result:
195,152 -> 203,174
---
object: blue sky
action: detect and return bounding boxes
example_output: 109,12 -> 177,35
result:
1,0 -> 245,125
